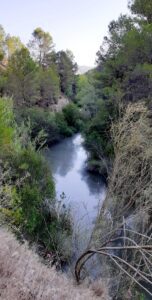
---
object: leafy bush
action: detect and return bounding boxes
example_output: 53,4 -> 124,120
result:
16,104 -> 83,146
55,112 -> 73,137
63,103 -> 82,131
0,97 -> 72,262
84,100 -> 115,164
0,97 -> 14,154
17,107 -> 60,145
38,66 -> 60,103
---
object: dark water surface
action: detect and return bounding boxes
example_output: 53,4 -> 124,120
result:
45,134 -> 106,257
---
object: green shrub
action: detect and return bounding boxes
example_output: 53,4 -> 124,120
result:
63,103 -> 82,131
55,112 -> 73,136
0,97 -> 15,154
84,100 -> 115,162
0,97 -> 72,262
16,104 -> 83,146
17,107 -> 60,145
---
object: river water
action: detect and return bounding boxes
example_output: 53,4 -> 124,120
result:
45,134 -> 106,259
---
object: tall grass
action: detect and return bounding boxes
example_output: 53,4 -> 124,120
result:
90,103 -> 152,299
0,228 -> 110,300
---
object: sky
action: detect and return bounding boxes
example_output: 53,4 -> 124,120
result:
0,0 -> 129,66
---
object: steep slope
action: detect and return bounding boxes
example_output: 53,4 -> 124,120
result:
0,228 -> 110,300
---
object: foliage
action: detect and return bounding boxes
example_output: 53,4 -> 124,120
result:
0,97 -> 14,154
0,26 -> 23,61
20,107 -> 60,144
55,50 -> 77,98
17,104 -> 82,145
0,69 -> 7,97
55,112 -> 73,137
75,73 -> 98,117
83,99 -> 116,174
80,1 -> 152,296
91,103 -> 152,299
38,66 -> 60,103
96,16 -> 152,103
0,97 -> 72,261
0,25 -> 5,61
0,25 -> 78,109
5,35 -> 23,58
7,48 -> 39,106
63,103 -> 82,132
129,0 -> 152,23
75,0 -> 152,174
28,27 -> 54,67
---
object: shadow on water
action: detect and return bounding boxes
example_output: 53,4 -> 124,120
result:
45,137 -> 77,177
80,167 -> 106,196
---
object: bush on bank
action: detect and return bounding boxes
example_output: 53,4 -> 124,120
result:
0,97 -> 72,263
16,103 -> 83,146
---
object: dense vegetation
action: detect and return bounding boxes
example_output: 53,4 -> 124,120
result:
68,0 -> 152,298
0,27 -> 81,263
75,0 -> 152,178
0,97 -> 72,263
0,0 -> 152,297
0,26 -> 77,103
16,102 -> 82,146
74,0 -> 152,298
0,26 -> 82,145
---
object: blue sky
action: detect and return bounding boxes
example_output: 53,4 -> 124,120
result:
0,0 -> 129,66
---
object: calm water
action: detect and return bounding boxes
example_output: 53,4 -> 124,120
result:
45,134 -> 106,257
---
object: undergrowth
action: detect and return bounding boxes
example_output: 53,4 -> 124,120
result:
91,102 -> 152,299
0,97 -> 72,264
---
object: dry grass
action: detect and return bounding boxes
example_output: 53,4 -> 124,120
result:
0,227 -> 110,300
95,103 -> 152,241
81,103 -> 152,298
110,103 -> 152,222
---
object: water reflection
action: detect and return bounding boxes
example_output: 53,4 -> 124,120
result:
45,137 -> 77,176
45,134 -> 106,254
80,168 -> 105,196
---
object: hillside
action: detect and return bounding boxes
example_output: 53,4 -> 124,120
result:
77,66 -> 93,75
0,228 -> 110,300
0,0 -> 152,298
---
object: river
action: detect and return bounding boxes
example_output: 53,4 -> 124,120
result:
45,134 -> 106,259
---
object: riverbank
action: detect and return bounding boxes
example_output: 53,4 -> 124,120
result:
0,97 -> 73,266
15,102 -> 82,146
80,103 -> 152,299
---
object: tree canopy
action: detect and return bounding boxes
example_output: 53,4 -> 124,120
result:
129,0 -> 152,23
28,27 -> 54,67
0,26 -> 78,107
